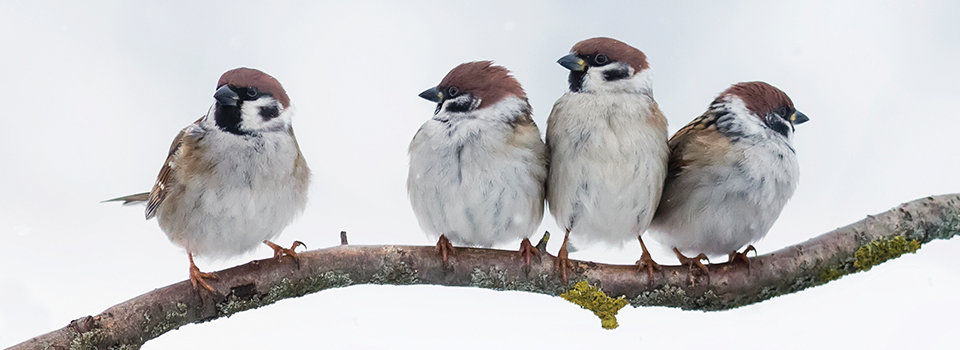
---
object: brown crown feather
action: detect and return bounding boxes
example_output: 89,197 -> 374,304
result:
438,61 -> 526,109
571,37 -> 649,72
719,81 -> 794,117
217,67 -> 290,108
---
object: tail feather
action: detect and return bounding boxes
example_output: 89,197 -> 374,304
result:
103,192 -> 150,205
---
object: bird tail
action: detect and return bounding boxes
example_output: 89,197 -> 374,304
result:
103,192 -> 150,205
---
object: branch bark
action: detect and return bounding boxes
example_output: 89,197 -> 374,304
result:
11,194 -> 960,349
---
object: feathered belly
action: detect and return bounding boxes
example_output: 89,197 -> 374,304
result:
408,141 -> 544,247
157,151 -> 307,259
649,152 -> 798,257
548,155 -> 664,246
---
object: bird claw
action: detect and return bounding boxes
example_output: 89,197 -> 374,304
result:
673,248 -> 710,285
728,245 -> 757,274
188,253 -> 218,293
264,240 -> 307,267
636,236 -> 661,283
635,251 -> 661,283
517,238 -> 540,271
436,235 -> 456,264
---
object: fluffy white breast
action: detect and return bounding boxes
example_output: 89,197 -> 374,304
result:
407,97 -> 547,247
158,106 -> 309,258
546,91 -> 668,247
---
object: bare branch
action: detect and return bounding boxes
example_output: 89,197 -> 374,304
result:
11,194 -> 960,349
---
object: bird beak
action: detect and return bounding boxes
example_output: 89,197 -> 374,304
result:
790,111 -> 810,125
557,54 -> 586,72
214,85 -> 239,106
418,87 -> 443,103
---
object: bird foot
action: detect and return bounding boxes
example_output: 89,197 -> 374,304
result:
728,245 -> 757,273
436,235 -> 456,264
264,240 -> 307,267
636,235 -> 661,282
188,254 -> 218,293
517,238 -> 541,270
635,250 -> 661,283
554,235 -> 572,283
673,248 -> 710,285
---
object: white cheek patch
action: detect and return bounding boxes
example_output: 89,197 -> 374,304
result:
581,63 -> 653,95
238,97 -> 291,133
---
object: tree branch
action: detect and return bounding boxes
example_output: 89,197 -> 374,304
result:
11,194 -> 960,349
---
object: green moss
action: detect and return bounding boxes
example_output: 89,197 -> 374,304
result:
817,267 -> 844,284
469,267 -> 569,295
69,329 -> 105,350
371,261 -> 418,284
217,271 -> 353,316
853,236 -> 921,271
143,302 -> 189,338
560,281 -> 628,329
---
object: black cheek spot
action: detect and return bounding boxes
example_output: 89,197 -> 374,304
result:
445,98 -> 473,113
602,68 -> 630,81
260,106 -> 279,120
769,120 -> 791,138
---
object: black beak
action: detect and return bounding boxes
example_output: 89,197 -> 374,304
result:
418,87 -> 442,103
791,110 -> 810,125
214,85 -> 239,106
557,54 -> 586,71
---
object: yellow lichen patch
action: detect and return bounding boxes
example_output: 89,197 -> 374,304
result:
853,236 -> 922,271
560,281 -> 629,329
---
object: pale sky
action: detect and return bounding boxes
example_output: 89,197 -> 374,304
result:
1,1 -> 958,348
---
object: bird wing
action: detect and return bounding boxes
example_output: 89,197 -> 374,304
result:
666,111 -> 729,180
144,118 -> 204,219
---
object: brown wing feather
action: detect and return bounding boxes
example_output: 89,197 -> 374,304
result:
145,118 -> 203,219
666,112 -> 721,180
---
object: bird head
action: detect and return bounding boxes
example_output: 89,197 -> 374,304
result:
211,67 -> 291,136
719,81 -> 809,138
419,61 -> 527,116
558,37 -> 651,94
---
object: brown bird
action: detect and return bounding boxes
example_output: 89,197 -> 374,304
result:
648,81 -> 809,274
408,61 -> 548,268
107,68 -> 311,291
546,37 -> 669,282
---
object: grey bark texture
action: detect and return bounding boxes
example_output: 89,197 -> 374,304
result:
10,194 -> 960,349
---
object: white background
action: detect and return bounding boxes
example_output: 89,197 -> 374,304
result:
2,1 -> 958,348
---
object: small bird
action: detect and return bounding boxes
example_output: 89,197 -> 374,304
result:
408,61 -> 547,267
546,37 -> 669,281
107,67 -> 311,292
648,81 -> 808,273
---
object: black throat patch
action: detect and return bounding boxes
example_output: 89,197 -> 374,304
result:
568,71 -> 586,92
214,104 -> 248,135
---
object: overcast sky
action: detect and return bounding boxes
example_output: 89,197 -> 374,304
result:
2,1 -> 959,348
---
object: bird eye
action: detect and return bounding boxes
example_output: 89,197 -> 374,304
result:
594,54 -> 609,65
246,87 -> 260,98
448,86 -> 460,97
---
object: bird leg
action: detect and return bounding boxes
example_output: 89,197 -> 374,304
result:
554,230 -> 572,283
517,238 -> 540,270
673,247 -> 710,277
263,240 -> 307,267
728,245 -> 758,272
188,252 -> 217,293
635,235 -> 661,282
435,234 -> 456,263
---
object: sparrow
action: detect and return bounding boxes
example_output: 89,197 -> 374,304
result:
648,81 -> 809,274
407,61 -> 548,267
546,37 -> 669,282
107,67 -> 311,292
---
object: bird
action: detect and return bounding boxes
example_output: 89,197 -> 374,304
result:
648,81 -> 809,274
407,61 -> 548,267
106,67 -> 311,292
546,37 -> 669,282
